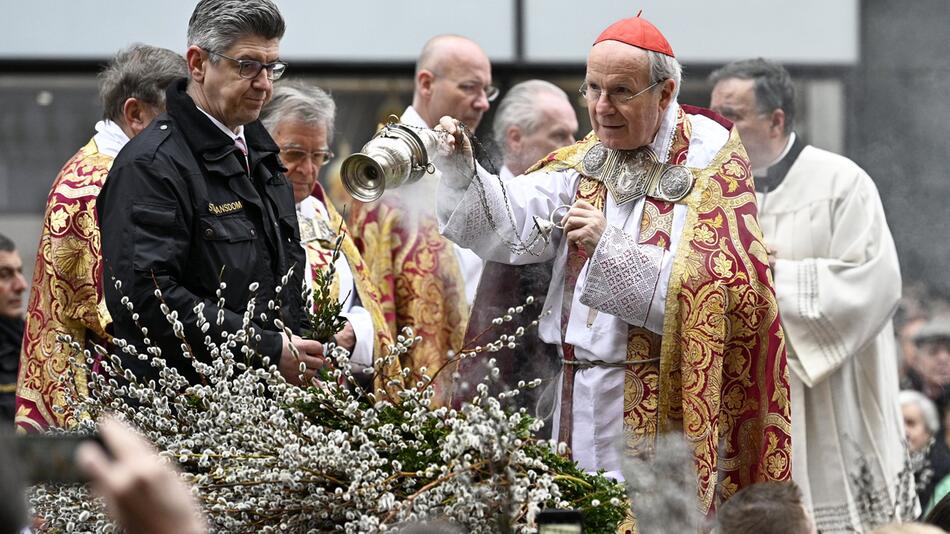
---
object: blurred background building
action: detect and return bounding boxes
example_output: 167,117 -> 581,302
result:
0,0 -> 946,301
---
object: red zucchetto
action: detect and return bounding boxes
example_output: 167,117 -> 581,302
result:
593,12 -> 675,58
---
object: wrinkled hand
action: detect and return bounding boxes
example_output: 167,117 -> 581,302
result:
76,416 -> 207,534
435,115 -> 476,188
334,321 -> 357,353
278,333 -> 325,386
561,200 -> 607,256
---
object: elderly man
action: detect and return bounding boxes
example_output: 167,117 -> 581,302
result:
15,45 -> 187,432
350,34 -> 496,403
493,80 -> 579,178
0,234 -> 27,425
454,80 -> 578,431
710,58 -> 916,530
435,15 -> 792,520
98,0 -> 321,388
260,81 -> 397,386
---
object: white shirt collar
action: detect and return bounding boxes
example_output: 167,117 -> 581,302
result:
92,119 -> 130,158
296,195 -> 328,219
195,105 -> 246,145
753,132 -> 796,176
499,164 -> 515,181
401,105 -> 430,128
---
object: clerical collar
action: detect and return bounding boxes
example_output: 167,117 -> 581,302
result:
754,133 -> 805,194
93,119 -> 130,158
195,105 -> 247,146
753,132 -> 796,177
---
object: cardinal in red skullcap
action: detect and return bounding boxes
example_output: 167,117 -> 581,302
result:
432,12 -> 792,532
594,12 -> 675,57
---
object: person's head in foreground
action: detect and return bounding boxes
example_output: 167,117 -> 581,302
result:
712,481 -> 817,534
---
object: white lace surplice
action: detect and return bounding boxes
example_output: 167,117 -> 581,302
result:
438,103 -> 729,477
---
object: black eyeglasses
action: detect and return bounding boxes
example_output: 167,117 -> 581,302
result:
210,50 -> 287,81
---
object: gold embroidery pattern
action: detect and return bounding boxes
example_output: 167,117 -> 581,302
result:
16,139 -> 114,431
622,328 -> 662,459
350,188 -> 468,405
313,189 -> 399,397
659,129 -> 791,516
637,201 -> 675,247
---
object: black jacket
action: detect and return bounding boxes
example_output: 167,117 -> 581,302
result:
0,316 -> 23,424
98,78 -> 305,384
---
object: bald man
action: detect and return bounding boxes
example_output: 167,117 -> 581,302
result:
350,35 -> 495,405
408,34 -> 496,131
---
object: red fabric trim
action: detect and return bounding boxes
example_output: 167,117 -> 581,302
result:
311,182 -> 327,204
680,104 -> 733,131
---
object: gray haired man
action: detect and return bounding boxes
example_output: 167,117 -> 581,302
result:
710,58 -> 915,529
98,0 -> 321,391
16,44 -> 186,432
492,80 -> 578,178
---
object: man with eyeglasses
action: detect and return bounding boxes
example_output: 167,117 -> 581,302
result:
433,14 -> 792,524
710,59 -> 917,530
349,34 -> 496,405
260,81 -> 398,391
97,0 -> 323,388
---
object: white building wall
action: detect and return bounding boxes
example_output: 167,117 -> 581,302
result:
1,0 -> 857,65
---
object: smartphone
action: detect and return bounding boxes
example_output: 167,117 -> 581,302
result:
537,509 -> 583,534
6,433 -> 107,484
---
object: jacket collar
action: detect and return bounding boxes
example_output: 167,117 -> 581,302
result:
165,78 -> 280,159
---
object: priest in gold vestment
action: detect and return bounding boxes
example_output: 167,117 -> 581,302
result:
434,16 -> 792,525
711,58 -> 917,532
349,35 -> 496,403
261,82 -> 397,389
15,46 -> 186,431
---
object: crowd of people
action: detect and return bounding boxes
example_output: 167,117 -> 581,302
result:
0,0 -> 947,532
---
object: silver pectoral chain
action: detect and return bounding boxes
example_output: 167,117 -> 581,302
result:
580,143 -> 695,206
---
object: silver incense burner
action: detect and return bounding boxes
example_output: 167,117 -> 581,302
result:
340,118 -> 446,202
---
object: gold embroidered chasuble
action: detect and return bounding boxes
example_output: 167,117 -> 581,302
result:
526,107 -> 792,522
350,180 -> 469,406
16,138 -> 114,431
301,187 -> 399,392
